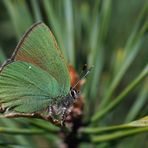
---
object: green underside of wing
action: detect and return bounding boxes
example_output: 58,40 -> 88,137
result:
15,23 -> 70,95
0,61 -> 61,112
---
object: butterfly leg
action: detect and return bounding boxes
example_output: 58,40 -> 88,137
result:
48,105 -> 54,118
48,106 -> 52,114
48,105 -> 59,123
61,107 -> 67,126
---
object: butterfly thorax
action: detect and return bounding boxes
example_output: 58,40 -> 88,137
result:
48,89 -> 78,122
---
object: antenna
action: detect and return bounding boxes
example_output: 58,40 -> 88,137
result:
71,65 -> 94,90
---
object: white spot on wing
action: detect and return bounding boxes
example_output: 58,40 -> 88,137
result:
28,66 -> 32,70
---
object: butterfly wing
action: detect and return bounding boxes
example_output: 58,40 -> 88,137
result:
0,61 -> 60,112
0,22 -> 70,113
12,22 -> 70,95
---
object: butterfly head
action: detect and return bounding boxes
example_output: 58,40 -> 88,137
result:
68,65 -> 93,102
69,88 -> 79,101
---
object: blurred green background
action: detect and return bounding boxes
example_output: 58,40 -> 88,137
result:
0,0 -> 148,148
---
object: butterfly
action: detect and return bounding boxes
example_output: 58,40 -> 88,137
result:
0,22 -> 79,125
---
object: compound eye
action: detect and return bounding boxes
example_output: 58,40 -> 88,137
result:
70,89 -> 77,99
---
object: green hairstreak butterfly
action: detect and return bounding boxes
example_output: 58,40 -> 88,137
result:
0,22 -> 81,125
